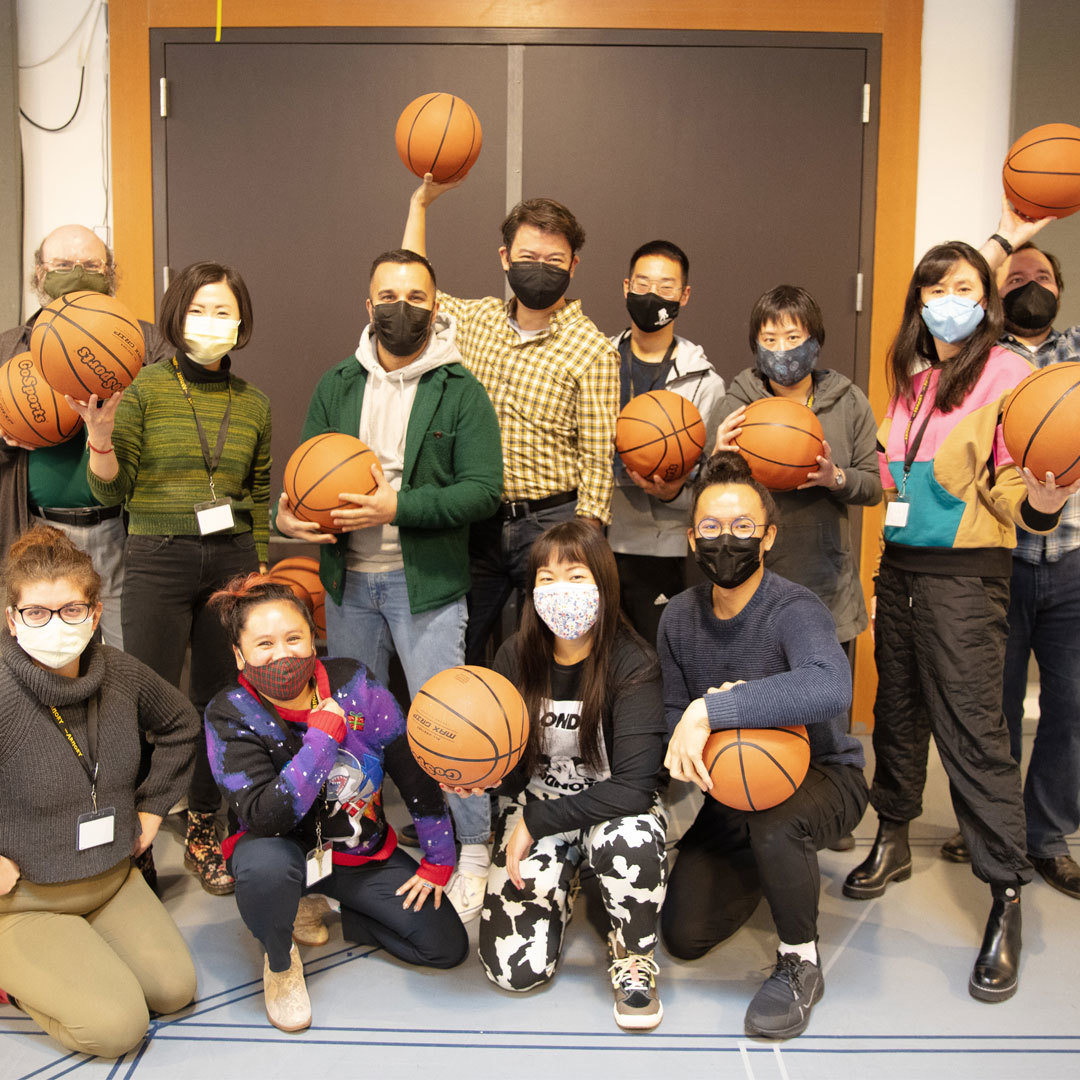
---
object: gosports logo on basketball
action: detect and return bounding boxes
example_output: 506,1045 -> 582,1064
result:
75,345 -> 124,394
410,751 -> 463,783
16,355 -> 47,423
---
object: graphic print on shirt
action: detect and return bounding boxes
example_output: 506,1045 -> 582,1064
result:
324,747 -> 383,847
528,696 -> 611,796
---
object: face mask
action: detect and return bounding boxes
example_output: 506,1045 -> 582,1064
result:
241,651 -> 317,702
1002,281 -> 1059,334
371,301 -> 432,357
42,267 -> 110,299
626,291 -> 681,333
506,261 -> 570,310
183,314 -> 239,364
532,582 -> 600,640
920,295 -> 985,344
692,534 -> 764,590
756,338 -> 820,387
11,617 -> 95,669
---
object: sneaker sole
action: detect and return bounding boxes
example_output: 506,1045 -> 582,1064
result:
968,975 -> 1018,1003
613,1001 -> 663,1031
842,862 -> 911,900
744,981 -> 824,1040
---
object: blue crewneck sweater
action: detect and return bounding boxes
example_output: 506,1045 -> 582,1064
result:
657,571 -> 864,769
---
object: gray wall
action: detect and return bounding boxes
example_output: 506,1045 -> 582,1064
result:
0,0 -> 21,329
1012,0 -> 1080,328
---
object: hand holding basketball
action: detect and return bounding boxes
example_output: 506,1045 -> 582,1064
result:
66,391 -> 122,439
411,171 -> 465,209
797,438 -> 841,490
626,466 -> 683,500
1020,467 -> 1080,514
331,463 -> 397,531
275,492 -> 337,544
992,193 -> 1054,252
665,697 -> 712,792
713,405 -> 746,453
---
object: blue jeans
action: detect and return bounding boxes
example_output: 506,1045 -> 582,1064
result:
1002,547 -> 1080,859
325,568 -> 490,845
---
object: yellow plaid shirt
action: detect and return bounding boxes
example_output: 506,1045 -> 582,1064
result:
437,291 -> 619,523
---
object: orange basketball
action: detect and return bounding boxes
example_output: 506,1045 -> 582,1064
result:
1002,362 -> 1080,486
704,725 -> 810,811
0,352 -> 83,448
407,665 -> 529,788
269,556 -> 326,635
30,291 -> 145,401
733,397 -> 825,491
395,92 -> 483,182
283,433 -> 379,533
1002,123 -> 1080,220
616,389 -> 707,482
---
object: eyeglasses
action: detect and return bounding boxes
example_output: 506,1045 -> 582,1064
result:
12,602 -> 93,627
44,259 -> 107,275
695,516 -> 764,540
629,275 -> 683,301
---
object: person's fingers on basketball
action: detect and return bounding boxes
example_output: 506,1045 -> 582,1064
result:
692,755 -> 714,791
370,462 -> 387,486
336,491 -> 372,507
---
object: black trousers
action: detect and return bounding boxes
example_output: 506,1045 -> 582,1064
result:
662,762 -> 867,954
228,834 -> 469,972
124,532 -> 258,812
614,552 -> 686,648
870,563 -> 1032,890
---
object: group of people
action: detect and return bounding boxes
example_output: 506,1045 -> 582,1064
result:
0,171 -> 1078,1057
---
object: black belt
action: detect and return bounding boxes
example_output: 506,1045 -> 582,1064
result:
37,505 -> 123,527
498,489 -> 577,521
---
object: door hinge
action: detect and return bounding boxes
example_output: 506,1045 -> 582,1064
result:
163,265 -> 171,292
160,77 -> 169,118
862,83 -> 870,124
855,272 -> 864,313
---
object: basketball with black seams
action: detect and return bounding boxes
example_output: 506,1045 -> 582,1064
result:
395,92 -> 483,182
1002,361 -> 1080,486
616,389 -> 706,482
283,433 -> 379,533
733,397 -> 825,490
269,555 -> 326,635
0,352 -> 83,448
703,725 -> 810,811
407,666 -> 530,788
1002,123 -> 1080,221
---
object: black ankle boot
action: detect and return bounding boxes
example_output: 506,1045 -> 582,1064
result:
969,896 -> 1021,1002
842,819 -> 911,899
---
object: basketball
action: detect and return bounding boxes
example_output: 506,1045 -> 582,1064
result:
283,433 -> 379,533
703,725 -> 810,812
1002,123 -> 1080,220
395,92 -> 483,182
616,389 -> 707,482
406,665 -> 530,788
0,352 -> 83,448
733,397 -> 825,491
269,556 -> 326,635
30,290 -> 145,401
1002,362 -> 1080,486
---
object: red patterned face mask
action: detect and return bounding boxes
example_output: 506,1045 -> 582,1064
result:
242,652 -> 317,702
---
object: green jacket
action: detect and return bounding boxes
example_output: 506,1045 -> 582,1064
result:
290,354 -> 502,613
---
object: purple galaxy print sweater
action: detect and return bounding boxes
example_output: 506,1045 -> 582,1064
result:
205,657 -> 456,885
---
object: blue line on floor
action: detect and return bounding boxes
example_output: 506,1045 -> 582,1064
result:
15,1050 -> 86,1080
120,1032 -> 154,1079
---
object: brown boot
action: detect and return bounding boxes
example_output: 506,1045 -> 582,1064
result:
184,811 -> 235,895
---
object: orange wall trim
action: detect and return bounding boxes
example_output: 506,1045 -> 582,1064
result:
111,1 -> 923,730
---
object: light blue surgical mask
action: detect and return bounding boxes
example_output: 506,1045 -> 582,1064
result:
920,294 -> 985,344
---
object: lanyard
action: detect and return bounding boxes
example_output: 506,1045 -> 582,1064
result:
171,358 -> 232,500
618,334 -> 677,411
898,372 -> 935,498
49,697 -> 100,811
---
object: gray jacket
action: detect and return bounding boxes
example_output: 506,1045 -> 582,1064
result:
717,366 -> 881,641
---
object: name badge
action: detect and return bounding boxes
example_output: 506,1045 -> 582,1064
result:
306,844 -> 333,886
885,500 -> 910,528
77,807 -> 116,851
195,497 -> 235,535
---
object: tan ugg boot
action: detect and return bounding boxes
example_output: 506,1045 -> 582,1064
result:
292,894 -> 332,947
263,945 -> 311,1032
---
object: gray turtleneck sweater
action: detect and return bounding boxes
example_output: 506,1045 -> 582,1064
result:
0,631 -> 199,884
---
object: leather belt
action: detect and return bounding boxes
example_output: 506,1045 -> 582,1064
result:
498,490 -> 577,522
37,505 -> 123,527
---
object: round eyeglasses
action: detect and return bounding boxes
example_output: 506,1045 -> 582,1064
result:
695,516 -> 764,541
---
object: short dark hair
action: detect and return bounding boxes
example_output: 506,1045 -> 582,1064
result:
1012,242 -> 1064,293
369,248 -> 437,292
689,451 -> 778,528
628,240 -> 690,286
501,199 -> 585,255
209,572 -> 316,646
158,261 -> 254,352
748,285 -> 826,353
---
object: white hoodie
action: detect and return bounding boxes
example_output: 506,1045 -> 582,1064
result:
345,312 -> 461,572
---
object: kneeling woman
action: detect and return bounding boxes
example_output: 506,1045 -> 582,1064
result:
205,575 -> 467,1033
0,526 -> 198,1057
476,520 -> 668,1031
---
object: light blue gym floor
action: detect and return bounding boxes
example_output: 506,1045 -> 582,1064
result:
6,721 -> 1079,1080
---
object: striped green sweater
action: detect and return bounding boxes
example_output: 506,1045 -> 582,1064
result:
89,358 -> 272,562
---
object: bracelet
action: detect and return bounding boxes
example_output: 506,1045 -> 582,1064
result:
990,233 -> 1014,256
88,442 -> 114,455
833,467 -> 845,489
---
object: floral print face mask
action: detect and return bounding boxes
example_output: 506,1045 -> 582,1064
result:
532,582 -> 600,640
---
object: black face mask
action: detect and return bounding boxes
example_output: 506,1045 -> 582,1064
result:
371,301 -> 432,357
692,533 -> 764,589
1002,280 -> 1059,334
626,291 -> 681,333
506,261 -> 570,310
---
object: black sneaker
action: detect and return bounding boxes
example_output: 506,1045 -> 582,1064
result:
744,951 -> 824,1039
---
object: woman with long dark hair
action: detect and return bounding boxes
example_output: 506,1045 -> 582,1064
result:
473,519 -> 667,1031
842,241 -> 1080,1001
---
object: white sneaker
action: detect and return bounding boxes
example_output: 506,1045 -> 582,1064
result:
263,944 -> 311,1032
445,870 -> 487,922
292,894 -> 331,947
607,931 -> 663,1031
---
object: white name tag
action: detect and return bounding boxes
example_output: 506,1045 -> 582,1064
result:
885,500 -> 910,528
195,497 -> 235,535
306,844 -> 333,886
77,807 -> 116,850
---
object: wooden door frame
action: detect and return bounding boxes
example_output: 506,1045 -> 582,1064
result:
111,1 -> 923,732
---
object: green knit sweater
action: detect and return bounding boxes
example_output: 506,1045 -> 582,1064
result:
89,357 -> 272,563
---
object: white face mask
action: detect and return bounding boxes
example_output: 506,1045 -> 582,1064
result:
10,616 -> 95,669
183,314 -> 239,365
532,582 -> 600,640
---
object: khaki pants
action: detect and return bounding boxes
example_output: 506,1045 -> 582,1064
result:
0,860 -> 196,1057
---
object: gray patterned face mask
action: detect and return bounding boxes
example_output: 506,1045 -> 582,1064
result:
755,338 -> 820,386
